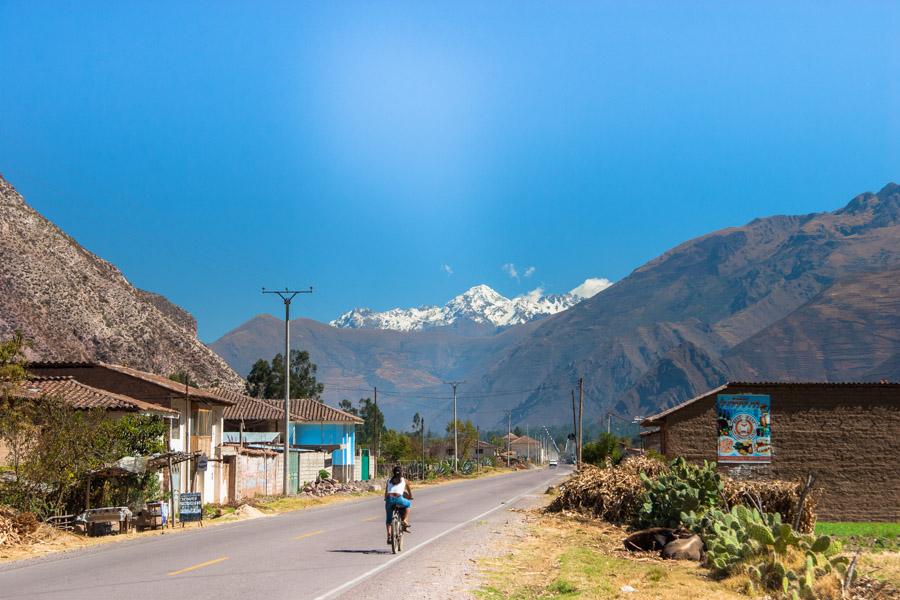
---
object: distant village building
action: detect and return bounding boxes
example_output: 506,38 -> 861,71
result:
640,381 -> 900,521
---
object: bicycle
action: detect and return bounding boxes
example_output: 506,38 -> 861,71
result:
389,505 -> 404,553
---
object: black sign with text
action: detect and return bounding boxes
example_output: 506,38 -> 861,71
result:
179,492 -> 202,522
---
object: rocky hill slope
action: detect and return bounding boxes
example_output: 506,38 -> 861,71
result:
0,174 -> 242,388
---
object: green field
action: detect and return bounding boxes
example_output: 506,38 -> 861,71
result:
816,522 -> 900,551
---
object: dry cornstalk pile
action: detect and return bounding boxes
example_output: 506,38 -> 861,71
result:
546,456 -> 668,523
722,477 -> 818,533
0,506 -> 42,548
547,457 -> 818,533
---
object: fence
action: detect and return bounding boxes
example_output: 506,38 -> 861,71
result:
375,457 -> 496,480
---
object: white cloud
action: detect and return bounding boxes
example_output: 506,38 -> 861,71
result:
523,287 -> 544,301
523,266 -> 536,278
570,277 -> 614,299
502,263 -> 519,280
441,264 -> 454,275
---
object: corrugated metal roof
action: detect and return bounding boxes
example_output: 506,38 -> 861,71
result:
641,381 -> 900,426
30,362 -> 235,406
5,376 -> 179,416
217,388 -> 305,421
264,398 -> 364,424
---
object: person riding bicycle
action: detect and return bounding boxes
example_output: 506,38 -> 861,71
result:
384,465 -> 413,544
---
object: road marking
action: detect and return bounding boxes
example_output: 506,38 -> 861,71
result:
294,529 -> 325,540
361,516 -> 379,522
312,475 -> 557,600
167,556 -> 228,576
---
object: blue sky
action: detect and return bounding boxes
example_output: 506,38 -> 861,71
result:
1,2 -> 898,341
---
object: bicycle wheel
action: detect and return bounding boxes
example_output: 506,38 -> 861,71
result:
397,521 -> 404,552
391,515 -> 400,554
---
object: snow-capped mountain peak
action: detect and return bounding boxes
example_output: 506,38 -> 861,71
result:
330,278 -> 612,331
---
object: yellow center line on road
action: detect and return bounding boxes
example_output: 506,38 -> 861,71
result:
293,529 -> 325,540
168,556 -> 229,576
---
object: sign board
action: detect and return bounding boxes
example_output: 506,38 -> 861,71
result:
716,394 -> 771,463
196,454 -> 208,472
179,492 -> 202,523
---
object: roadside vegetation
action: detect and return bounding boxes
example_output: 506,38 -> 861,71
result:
479,456 -> 899,599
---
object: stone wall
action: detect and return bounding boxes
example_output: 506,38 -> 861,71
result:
659,383 -> 900,521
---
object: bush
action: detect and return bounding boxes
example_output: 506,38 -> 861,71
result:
318,469 -> 330,481
637,457 -> 722,529
582,433 -> 625,467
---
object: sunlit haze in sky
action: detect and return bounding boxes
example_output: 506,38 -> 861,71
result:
1,2 -> 898,340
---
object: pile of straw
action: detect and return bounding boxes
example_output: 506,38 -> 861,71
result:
722,477 -> 818,533
546,456 -> 668,524
0,506 -> 41,547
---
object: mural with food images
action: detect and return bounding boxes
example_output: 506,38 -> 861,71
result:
716,394 -> 771,463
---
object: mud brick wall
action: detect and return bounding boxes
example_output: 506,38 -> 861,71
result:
659,384 -> 900,521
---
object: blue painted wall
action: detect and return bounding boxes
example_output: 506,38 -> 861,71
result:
291,423 -> 355,466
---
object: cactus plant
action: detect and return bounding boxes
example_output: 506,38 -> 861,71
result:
682,504 -> 847,599
637,457 -> 723,528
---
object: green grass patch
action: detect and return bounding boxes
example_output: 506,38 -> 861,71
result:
816,522 -> 900,552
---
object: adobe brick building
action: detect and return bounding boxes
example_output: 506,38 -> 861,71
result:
641,382 -> 900,522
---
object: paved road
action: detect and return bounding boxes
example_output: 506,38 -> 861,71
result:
0,467 -> 570,600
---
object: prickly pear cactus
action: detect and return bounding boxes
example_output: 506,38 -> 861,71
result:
637,457 -> 723,528
682,504 -> 847,599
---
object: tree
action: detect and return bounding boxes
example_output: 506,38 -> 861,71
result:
513,426 -> 524,437
245,350 -> 324,400
411,412 -> 422,433
0,331 -> 28,381
338,399 -> 359,416
381,429 -> 413,463
582,432 -> 625,467
356,397 -> 384,448
169,371 -> 196,387
445,419 -> 478,459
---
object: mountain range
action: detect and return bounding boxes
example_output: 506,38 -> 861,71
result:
212,183 -> 900,430
0,175 -> 242,389
330,279 -> 613,331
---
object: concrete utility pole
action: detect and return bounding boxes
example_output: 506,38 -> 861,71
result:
444,381 -> 464,473
507,412 -> 511,468
374,386 -> 378,467
263,286 -> 313,496
571,389 -> 578,466
578,377 -> 584,470
526,424 -> 530,462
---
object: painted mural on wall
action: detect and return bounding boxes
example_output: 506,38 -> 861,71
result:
716,394 -> 771,463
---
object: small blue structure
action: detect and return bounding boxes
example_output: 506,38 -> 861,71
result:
285,399 -> 364,481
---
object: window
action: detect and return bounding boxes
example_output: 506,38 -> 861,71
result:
191,408 -> 212,436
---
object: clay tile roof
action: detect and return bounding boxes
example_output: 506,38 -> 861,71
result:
511,435 -> 541,445
30,362 -> 235,406
216,389 -> 305,421
5,376 -> 178,416
98,363 -> 236,405
264,398 -> 364,424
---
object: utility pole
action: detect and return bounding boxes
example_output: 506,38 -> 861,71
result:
507,412 -> 511,468
578,377 -> 584,470
444,381 -> 464,473
422,418 -> 426,468
262,286 -> 313,496
607,412 -> 611,435
571,389 -> 578,467
374,386 -> 379,468
526,424 -> 530,463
